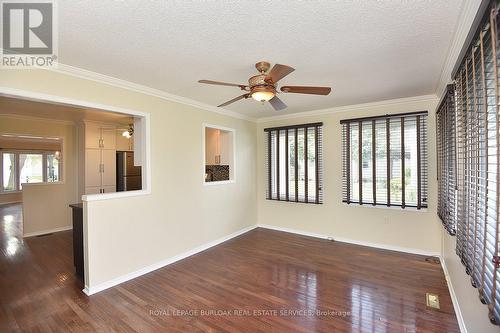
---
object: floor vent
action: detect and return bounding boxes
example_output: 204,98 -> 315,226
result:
426,293 -> 440,309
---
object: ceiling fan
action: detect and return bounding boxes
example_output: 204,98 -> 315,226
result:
198,61 -> 331,111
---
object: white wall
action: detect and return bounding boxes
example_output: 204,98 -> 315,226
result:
442,232 -> 499,333
257,96 -> 442,255
0,69 -> 257,290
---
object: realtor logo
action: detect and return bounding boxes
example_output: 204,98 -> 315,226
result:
1,0 -> 58,68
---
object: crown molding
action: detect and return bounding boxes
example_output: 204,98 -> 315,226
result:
256,94 -> 439,123
48,63 -> 257,123
0,113 -> 75,125
435,0 -> 483,98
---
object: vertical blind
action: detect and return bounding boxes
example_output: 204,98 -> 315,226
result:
341,112 -> 428,209
436,85 -> 457,235
265,123 -> 323,204
452,0 -> 500,325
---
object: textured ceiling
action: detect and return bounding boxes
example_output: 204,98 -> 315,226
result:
58,1 -> 465,118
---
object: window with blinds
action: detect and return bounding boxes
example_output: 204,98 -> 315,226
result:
453,1 -> 500,325
265,123 -> 323,204
436,85 -> 457,235
341,112 -> 428,209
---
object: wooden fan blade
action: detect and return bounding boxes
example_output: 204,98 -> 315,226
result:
265,64 -> 295,83
269,96 -> 287,111
281,86 -> 331,95
218,93 -> 250,107
199,80 -> 247,89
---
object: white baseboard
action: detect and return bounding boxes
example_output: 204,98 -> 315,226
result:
257,224 -> 441,257
23,225 -> 72,238
440,256 -> 467,333
83,224 -> 257,296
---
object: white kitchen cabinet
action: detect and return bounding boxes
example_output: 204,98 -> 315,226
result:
82,122 -> 117,195
101,185 -> 116,194
101,149 -> 116,186
85,123 -> 102,149
101,127 -> 116,150
84,186 -> 101,195
85,149 -> 102,187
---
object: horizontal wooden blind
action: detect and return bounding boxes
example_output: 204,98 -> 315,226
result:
436,85 -> 457,235
265,123 -> 323,204
341,112 -> 428,209
454,1 -> 500,325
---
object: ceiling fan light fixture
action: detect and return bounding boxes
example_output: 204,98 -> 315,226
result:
122,124 -> 134,139
251,90 -> 275,102
198,61 -> 331,111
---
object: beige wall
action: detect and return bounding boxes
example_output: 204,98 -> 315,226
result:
0,69 -> 257,289
257,97 -> 442,254
22,183 -> 73,236
0,115 -> 78,234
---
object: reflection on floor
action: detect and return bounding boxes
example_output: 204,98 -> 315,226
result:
0,203 -> 459,332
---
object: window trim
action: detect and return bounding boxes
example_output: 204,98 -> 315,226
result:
264,122 -> 323,204
202,123 -> 236,186
341,111 -> 428,209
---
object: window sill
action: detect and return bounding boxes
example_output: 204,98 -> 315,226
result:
204,180 -> 235,186
21,181 -> 65,187
342,203 -> 428,212
0,191 -> 21,195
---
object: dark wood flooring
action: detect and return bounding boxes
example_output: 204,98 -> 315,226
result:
0,203 -> 460,332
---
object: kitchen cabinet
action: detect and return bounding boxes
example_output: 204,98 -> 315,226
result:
85,149 -> 101,187
101,149 -> 116,187
83,122 -> 117,195
101,185 -> 116,193
84,122 -> 102,149
84,186 -> 101,195
101,128 -> 116,149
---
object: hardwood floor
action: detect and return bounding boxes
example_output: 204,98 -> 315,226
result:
0,203 -> 460,332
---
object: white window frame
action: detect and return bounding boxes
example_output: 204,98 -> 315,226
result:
202,123 -> 236,186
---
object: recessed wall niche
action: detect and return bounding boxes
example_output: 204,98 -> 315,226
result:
203,125 -> 235,184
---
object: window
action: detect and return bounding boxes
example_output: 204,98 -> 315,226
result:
265,122 -> 323,204
436,85 -> 457,235
451,1 -> 500,325
0,151 -> 62,193
203,125 -> 235,184
341,112 -> 428,209
19,153 -> 43,188
47,152 -> 60,182
2,153 -> 16,191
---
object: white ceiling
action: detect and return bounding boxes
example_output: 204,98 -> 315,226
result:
58,1 -> 466,118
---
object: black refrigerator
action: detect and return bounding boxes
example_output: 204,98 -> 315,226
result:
116,151 -> 142,191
